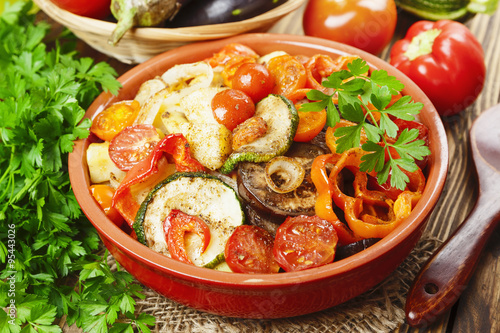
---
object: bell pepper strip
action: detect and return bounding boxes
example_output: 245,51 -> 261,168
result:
353,171 -> 392,208
164,209 -> 211,265
328,147 -> 425,238
389,20 -> 485,116
311,153 -> 363,246
112,133 -> 206,226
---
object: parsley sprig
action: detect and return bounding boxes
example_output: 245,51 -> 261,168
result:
300,58 -> 431,190
0,2 -> 154,332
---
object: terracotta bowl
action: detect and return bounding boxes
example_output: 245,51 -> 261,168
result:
68,33 -> 448,319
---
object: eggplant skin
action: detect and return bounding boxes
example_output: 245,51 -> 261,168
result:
335,238 -> 381,261
166,0 -> 288,27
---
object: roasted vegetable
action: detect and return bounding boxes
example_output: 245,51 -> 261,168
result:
133,172 -> 245,267
109,0 -> 187,45
166,0 -> 288,27
237,142 -> 325,219
220,94 -> 299,174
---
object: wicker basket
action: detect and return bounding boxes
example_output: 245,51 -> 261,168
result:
34,0 -> 306,64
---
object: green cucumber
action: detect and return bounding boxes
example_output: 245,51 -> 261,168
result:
395,0 -> 498,20
220,94 -> 299,174
133,172 -> 245,267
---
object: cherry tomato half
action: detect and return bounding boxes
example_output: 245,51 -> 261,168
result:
266,54 -> 307,98
109,124 -> 161,171
303,0 -> 397,55
294,109 -> 327,142
212,89 -> 256,131
164,210 -> 211,265
91,100 -> 140,142
231,63 -> 275,103
273,215 -> 338,272
225,225 -> 280,274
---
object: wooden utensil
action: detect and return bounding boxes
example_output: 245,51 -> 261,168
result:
405,104 -> 500,328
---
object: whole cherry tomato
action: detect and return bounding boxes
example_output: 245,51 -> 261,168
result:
225,225 -> 280,274
273,215 -> 338,272
303,0 -> 397,55
212,89 -> 256,131
50,0 -> 111,19
90,100 -> 140,142
231,63 -> 275,103
109,124 -> 161,171
390,20 -> 486,116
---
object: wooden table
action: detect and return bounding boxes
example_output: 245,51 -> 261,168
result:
44,2 -> 500,332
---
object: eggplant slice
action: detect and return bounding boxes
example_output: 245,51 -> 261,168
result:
237,142 -> 325,219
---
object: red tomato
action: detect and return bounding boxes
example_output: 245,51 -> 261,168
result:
91,100 -> 140,142
221,55 -> 257,88
273,215 -> 338,272
109,124 -> 161,171
224,225 -> 280,274
303,0 -> 397,55
390,20 -> 485,116
164,210 -> 211,265
266,54 -> 307,98
212,89 -> 256,131
51,0 -> 111,19
231,63 -> 275,103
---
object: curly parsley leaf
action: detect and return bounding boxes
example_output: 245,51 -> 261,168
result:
301,57 -> 431,190
0,3 -> 154,332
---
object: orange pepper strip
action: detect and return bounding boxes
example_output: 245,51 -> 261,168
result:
328,148 -> 426,238
311,154 -> 362,246
113,133 -> 205,226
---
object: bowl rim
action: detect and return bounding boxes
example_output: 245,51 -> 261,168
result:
69,33 -> 448,288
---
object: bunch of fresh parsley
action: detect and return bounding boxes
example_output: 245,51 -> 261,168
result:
301,58 -> 431,190
0,2 -> 155,332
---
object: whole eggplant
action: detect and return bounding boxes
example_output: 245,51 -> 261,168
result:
166,0 -> 288,27
109,0 -> 192,45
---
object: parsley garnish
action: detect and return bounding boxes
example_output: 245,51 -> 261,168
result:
0,2 -> 154,332
300,57 -> 431,190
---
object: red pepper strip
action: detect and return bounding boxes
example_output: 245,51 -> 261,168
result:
112,133 -> 206,226
164,209 -> 211,265
311,154 -> 363,246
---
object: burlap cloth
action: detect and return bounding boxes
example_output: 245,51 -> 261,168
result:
124,233 -> 442,333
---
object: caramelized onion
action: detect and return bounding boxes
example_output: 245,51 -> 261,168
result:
265,156 -> 305,194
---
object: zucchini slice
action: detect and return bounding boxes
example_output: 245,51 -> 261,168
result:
220,94 -> 299,174
133,172 -> 245,267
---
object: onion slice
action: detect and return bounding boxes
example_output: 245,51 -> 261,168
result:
265,156 -> 305,194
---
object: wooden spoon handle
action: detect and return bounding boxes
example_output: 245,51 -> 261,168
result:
405,191 -> 500,328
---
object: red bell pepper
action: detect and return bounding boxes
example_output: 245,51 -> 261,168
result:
112,133 -> 206,226
390,20 -> 485,117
